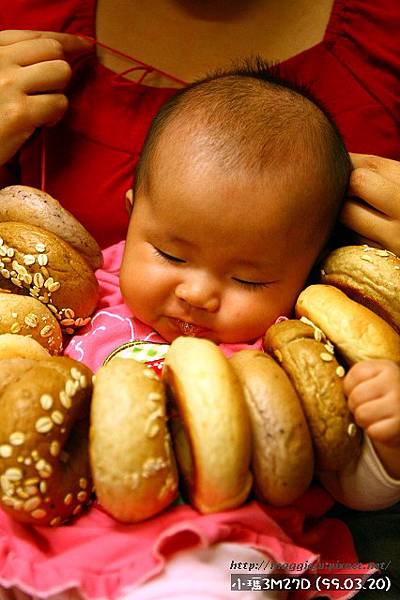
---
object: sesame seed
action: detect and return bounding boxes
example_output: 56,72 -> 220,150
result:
79,478 -> 88,489
65,327 -> 75,335
25,485 -> 38,497
48,281 -> 60,292
77,491 -> 88,503
1,269 -> 10,279
40,325 -> 53,338
1,496 -> 15,507
6,248 -> 14,258
377,249 -> 390,257
79,375 -> 88,389
16,487 -> 29,499
33,272 -> 44,288
24,313 -> 39,328
0,445 -> 12,458
59,390 -> 72,409
23,254 -> 36,266
37,254 -> 48,266
347,423 -> 358,437
61,318 -> 75,327
24,497 -> 41,512
39,481 -> 47,494
25,478 -> 39,486
51,411 -> 64,425
49,441 -> 61,457
11,277 -> 22,287
70,367 -> 81,380
0,246 -> 6,257
64,308 -> 75,319
50,516 -> 62,526
274,349 -> 283,363
73,504 -> 82,515
31,509 -> 47,519
5,468 -> 23,481
64,493 -> 73,505
320,352 -> 333,362
35,417 -> 54,434
40,394 -> 53,410
336,366 -> 346,378
361,255 -> 374,263
9,432 -> 25,446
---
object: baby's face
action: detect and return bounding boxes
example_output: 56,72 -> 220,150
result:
121,152 -> 325,344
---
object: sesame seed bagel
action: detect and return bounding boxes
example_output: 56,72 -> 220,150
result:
295,284 -> 400,365
0,334 -> 50,360
163,337 -> 252,514
0,222 -> 99,335
0,293 -> 62,355
90,359 -> 179,523
0,186 -> 103,270
320,245 -> 400,334
264,320 -> 361,471
0,356 -> 93,526
230,350 -> 313,505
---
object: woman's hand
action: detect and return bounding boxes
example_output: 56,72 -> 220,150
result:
340,153 -> 400,256
0,29 -> 91,166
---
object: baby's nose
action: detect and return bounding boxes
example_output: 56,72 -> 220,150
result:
175,279 -> 220,312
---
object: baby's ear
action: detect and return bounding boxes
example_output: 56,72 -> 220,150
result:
125,188 -> 134,215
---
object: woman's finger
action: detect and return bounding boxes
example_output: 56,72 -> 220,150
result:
27,93 -> 69,127
19,60 -> 72,94
0,30 -> 92,55
348,167 -> 400,217
350,153 -> 400,185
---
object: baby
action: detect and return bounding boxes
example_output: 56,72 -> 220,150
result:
64,62 -> 400,598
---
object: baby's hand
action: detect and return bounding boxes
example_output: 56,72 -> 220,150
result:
340,153 -> 400,256
344,359 -> 400,479
0,29 -> 91,166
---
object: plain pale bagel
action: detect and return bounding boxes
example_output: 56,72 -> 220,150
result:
163,337 -> 253,514
0,333 -> 50,360
295,284 -> 400,365
90,359 -> 179,523
230,350 -> 314,505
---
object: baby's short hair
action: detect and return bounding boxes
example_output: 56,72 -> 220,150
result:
134,58 -> 351,236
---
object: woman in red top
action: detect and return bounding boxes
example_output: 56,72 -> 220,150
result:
0,1 -> 399,598
0,0 -> 399,250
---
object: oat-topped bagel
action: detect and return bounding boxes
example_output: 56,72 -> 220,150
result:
230,350 -> 313,505
0,186 -> 103,270
90,359 -> 178,523
320,245 -> 400,333
264,319 -> 361,471
163,337 -> 252,514
0,293 -> 62,354
295,284 -> 400,365
0,356 -> 93,526
0,222 -> 99,335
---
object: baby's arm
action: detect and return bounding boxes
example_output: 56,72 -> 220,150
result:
318,359 -> 400,510
344,359 -> 400,479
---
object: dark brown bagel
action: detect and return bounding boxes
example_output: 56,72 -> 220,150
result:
264,319 -> 361,471
0,356 -> 93,525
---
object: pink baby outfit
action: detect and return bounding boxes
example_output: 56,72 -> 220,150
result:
0,242 -> 373,600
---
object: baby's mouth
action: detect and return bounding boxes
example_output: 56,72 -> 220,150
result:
175,320 -> 209,337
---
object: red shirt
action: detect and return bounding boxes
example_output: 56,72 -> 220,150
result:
1,0 -> 399,248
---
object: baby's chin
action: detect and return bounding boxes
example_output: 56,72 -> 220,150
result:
154,322 -> 262,346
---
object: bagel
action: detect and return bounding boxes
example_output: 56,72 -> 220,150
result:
295,284 -> 400,365
320,245 -> 400,334
90,359 -> 179,523
0,356 -> 93,525
230,350 -> 313,505
163,337 -> 252,514
0,222 -> 99,335
0,186 -> 103,270
0,292 -> 62,355
264,319 -> 361,471
0,334 -> 50,360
